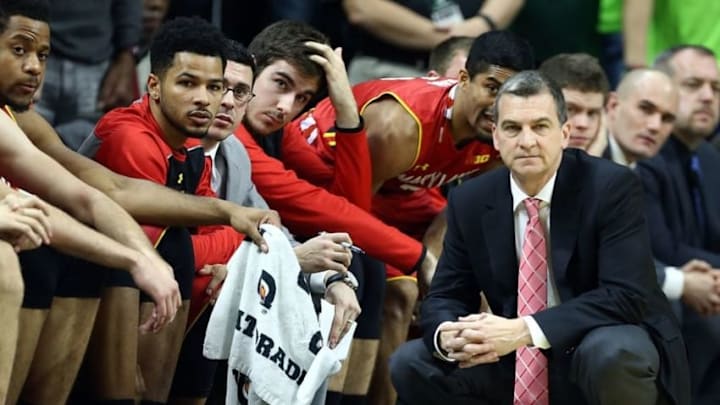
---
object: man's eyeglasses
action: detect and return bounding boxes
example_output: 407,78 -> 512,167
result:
223,85 -> 255,105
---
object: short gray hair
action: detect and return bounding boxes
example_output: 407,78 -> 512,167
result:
493,70 -> 567,124
653,45 -> 717,77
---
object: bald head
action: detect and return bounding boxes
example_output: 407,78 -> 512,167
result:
607,69 -> 678,163
616,69 -> 676,101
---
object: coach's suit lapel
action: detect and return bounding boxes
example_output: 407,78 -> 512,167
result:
482,169 -> 519,315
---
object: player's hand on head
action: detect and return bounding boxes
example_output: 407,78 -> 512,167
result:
304,41 -> 361,129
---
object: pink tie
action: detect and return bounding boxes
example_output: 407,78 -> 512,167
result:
514,198 -> 549,405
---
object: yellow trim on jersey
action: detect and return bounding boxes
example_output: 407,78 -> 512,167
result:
3,105 -> 16,122
186,302 -> 211,337
386,275 -> 417,282
360,92 -> 423,169
152,227 -> 169,248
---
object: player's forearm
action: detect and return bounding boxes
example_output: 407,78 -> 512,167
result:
106,175 -> 235,227
422,209 -> 447,259
70,188 -> 155,256
623,0 -> 653,67
47,203 -> 141,272
478,0 -> 525,28
343,0 -> 447,50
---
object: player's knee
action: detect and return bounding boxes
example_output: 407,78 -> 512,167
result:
0,241 -> 23,303
385,281 -> 418,320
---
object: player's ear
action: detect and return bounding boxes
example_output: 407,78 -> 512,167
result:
458,69 -> 470,86
147,74 -> 161,101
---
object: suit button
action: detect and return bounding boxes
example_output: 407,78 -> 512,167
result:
565,346 -> 575,355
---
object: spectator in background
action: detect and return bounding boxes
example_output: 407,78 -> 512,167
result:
166,0 -> 273,47
539,53 -> 609,154
135,0 -> 171,95
621,0 -> 720,69
638,45 -> 720,404
34,0 -> 141,150
272,0 -> 317,22
510,0 -> 600,66
427,36 -> 473,78
342,0 -> 524,83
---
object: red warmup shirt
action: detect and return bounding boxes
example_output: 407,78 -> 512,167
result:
283,77 -> 499,239
88,96 -> 243,311
280,100 -> 372,211
234,125 -> 424,274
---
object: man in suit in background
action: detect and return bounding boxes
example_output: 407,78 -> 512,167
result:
603,68 -> 720,304
636,45 -> 720,405
538,53 -> 609,153
390,70 -> 690,404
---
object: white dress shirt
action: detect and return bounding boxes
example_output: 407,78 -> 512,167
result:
509,172 -> 560,349
608,134 -> 635,169
205,144 -> 226,196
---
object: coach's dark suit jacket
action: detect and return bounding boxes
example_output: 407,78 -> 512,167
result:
421,149 -> 690,404
636,137 -> 720,267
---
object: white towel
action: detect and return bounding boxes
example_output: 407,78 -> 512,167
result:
203,224 -> 350,405
296,300 -> 356,403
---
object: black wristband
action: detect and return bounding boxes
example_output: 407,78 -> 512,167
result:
477,13 -> 498,31
334,116 -> 365,133
325,272 -> 358,291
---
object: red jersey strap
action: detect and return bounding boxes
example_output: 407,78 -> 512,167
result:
2,105 -> 16,122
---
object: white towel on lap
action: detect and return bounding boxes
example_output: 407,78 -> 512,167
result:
203,224 -> 351,405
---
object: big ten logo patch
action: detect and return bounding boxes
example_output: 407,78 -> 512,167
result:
473,154 -> 491,165
257,270 -> 277,312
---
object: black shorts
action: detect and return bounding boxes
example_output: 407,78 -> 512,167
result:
170,306 -> 220,397
103,227 -> 195,301
19,246 -> 107,309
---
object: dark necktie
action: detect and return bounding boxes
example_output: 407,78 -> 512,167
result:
689,154 -> 706,236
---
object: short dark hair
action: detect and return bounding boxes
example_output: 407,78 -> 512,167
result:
248,20 -> 329,83
150,16 -> 227,77
429,36 -> 474,74
494,70 -> 567,124
653,45 -> 717,76
225,39 -> 255,75
466,30 -> 535,78
539,53 -> 610,99
0,0 -> 50,34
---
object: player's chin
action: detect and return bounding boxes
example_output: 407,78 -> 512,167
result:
185,128 -> 209,139
5,95 -> 32,113
249,114 -> 283,136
